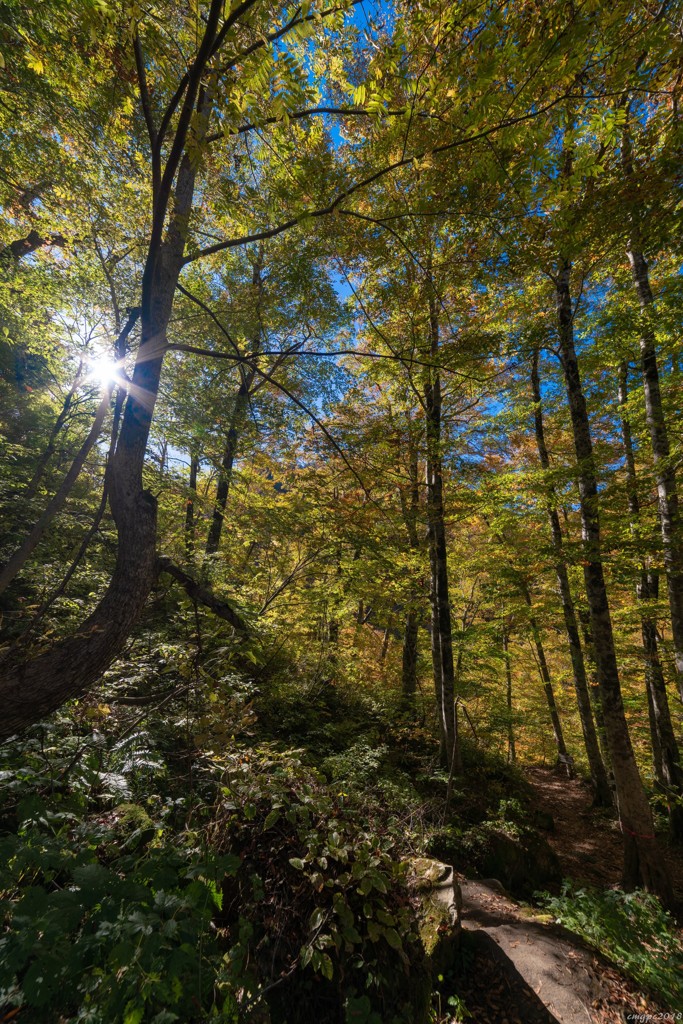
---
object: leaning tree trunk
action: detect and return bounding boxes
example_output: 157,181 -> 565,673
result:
530,348 -> 611,804
0,76 -> 212,740
425,289 -> 456,768
626,246 -> 683,702
618,362 -> 683,841
555,257 -> 671,900
24,359 -> 84,502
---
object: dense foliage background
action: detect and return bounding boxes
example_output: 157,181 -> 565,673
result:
1,0 -> 682,1020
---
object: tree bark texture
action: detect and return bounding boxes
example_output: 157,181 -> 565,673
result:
618,362 -> 683,841
530,348 -> 611,804
627,246 -> 683,701
425,289 -> 456,767
555,258 -> 671,899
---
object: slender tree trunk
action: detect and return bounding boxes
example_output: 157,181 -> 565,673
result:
185,452 -> 199,557
425,289 -> 456,767
618,362 -> 683,842
555,258 -> 671,899
402,608 -> 419,703
530,348 -> 611,804
519,580 -> 568,760
380,613 -> 394,662
626,246 -> 683,701
399,417 -> 422,708
205,255 -> 263,555
205,379 -> 250,554
24,361 -> 84,502
0,385 -> 112,595
578,607 -> 612,772
503,626 -> 516,763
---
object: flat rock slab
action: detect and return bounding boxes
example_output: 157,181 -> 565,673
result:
460,878 -> 607,1024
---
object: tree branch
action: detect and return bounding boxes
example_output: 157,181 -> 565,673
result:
156,555 -> 249,633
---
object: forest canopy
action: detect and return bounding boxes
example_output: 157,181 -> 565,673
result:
0,0 -> 682,1021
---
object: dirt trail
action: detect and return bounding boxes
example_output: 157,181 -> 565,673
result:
451,766 -> 682,1023
525,765 -> 683,900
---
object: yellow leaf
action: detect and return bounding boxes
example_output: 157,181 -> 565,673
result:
26,53 -> 44,74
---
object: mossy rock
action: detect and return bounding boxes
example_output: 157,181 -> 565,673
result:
407,857 -> 461,979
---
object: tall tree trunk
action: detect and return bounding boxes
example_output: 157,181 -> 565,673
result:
618,362 -> 683,842
578,607 -> 612,772
0,23 -> 221,738
626,246 -> 683,701
399,416 -> 422,707
530,348 -> 611,804
205,255 -> 263,555
555,258 -> 671,899
185,452 -> 199,558
518,579 -> 568,761
425,288 -> 456,767
503,626 -> 516,763
204,378 -> 251,554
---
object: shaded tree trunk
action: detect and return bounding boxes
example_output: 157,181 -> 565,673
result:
205,255 -> 263,556
204,379 -> 251,554
399,416 -> 422,706
425,288 -> 456,767
402,608 -> 419,703
380,613 -> 394,662
185,452 -> 199,557
503,626 -> 516,764
518,579 -> 568,761
618,362 -> 683,842
627,246 -> 683,701
530,348 -> 611,804
555,258 -> 671,900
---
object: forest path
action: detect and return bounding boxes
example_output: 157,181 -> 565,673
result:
525,765 -> 683,901
450,765 -> 681,1022
524,766 -> 624,889
455,878 -> 659,1024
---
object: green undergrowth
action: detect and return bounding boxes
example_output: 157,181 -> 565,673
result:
540,882 -> 683,1007
0,642 -> 636,1024
0,658 -> 439,1023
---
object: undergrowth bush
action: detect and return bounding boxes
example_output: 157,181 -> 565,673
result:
541,883 -> 683,1006
208,745 -> 427,1023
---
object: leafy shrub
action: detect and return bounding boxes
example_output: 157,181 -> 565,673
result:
0,805 -> 240,1022
208,746 -> 426,1023
541,882 -> 683,1006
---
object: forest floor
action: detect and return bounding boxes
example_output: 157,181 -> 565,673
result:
449,766 -> 683,1024
525,766 -> 683,904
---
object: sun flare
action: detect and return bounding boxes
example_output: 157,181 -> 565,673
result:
87,353 -> 119,388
